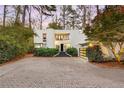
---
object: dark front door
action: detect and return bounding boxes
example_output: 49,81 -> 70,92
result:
60,44 -> 64,52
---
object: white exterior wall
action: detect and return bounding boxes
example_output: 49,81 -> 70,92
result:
46,30 -> 55,48
34,29 -> 87,56
69,30 -> 87,54
34,30 -> 42,43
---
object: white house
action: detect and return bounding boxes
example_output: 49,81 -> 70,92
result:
34,29 -> 87,56
33,29 -> 123,59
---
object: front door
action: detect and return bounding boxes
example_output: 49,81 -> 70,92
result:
60,44 -> 64,52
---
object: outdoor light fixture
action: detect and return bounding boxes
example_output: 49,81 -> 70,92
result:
89,43 -> 93,47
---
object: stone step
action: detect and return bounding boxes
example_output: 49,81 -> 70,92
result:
55,52 -> 71,57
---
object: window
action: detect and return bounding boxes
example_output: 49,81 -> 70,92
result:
35,43 -> 42,48
42,43 -> 46,47
55,34 -> 69,40
55,35 -> 59,40
43,33 -> 46,42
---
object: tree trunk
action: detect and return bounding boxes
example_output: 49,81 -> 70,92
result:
28,6 -> 32,29
63,5 -> 66,30
22,5 -> 27,26
40,8 -> 43,30
110,43 -> 121,63
105,5 -> 108,10
15,5 -> 21,24
87,6 -> 92,25
72,17 -> 75,30
3,5 -> 7,27
40,14 -> 42,29
96,5 -> 100,15
83,5 -> 86,29
55,15 -> 58,24
112,49 -> 121,63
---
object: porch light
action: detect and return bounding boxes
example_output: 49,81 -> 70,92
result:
89,43 -> 93,47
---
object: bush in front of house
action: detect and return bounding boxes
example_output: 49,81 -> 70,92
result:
86,45 -> 104,62
33,48 -> 59,57
27,45 -> 35,54
66,47 -> 78,57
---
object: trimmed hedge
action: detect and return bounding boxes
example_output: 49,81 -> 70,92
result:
33,48 -> 59,57
86,45 -> 104,62
66,47 -> 78,57
0,26 -> 34,64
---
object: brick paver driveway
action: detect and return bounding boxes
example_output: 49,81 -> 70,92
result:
0,57 -> 124,88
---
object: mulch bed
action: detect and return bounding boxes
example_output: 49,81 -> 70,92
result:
91,61 -> 124,69
0,54 -> 33,67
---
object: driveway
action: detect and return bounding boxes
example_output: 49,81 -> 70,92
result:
0,57 -> 124,88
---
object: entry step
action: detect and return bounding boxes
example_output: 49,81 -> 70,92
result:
55,52 -> 71,57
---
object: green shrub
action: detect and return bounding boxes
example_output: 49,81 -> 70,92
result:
27,45 -> 34,54
33,48 -> 59,57
0,25 -> 34,64
0,40 -> 18,64
66,47 -> 78,57
86,45 -> 104,62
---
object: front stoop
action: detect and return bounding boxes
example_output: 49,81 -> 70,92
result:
54,52 -> 71,57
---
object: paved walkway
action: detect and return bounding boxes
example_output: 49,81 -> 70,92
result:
0,57 -> 124,88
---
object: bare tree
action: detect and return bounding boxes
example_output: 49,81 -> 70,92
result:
14,5 -> 21,24
37,5 -> 56,29
2,5 -> 57,29
87,6 -> 92,25
28,6 -> 32,29
67,8 -> 79,30
105,5 -> 109,10
3,5 -> 7,27
59,5 -> 73,29
76,5 -> 87,30
96,5 -> 100,15
22,5 -> 56,29
22,5 -> 28,26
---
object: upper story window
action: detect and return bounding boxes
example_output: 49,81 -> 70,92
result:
43,33 -> 46,42
55,33 -> 69,40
